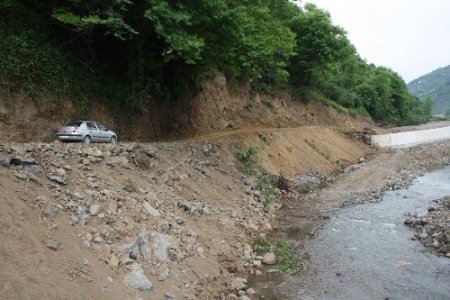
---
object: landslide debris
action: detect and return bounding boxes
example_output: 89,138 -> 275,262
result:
0,141 -> 283,299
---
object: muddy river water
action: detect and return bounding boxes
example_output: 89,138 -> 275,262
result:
282,167 -> 450,299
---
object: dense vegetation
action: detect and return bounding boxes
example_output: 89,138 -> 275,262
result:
408,65 -> 450,116
0,0 -> 431,125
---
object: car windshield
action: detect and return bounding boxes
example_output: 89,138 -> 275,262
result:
65,121 -> 82,127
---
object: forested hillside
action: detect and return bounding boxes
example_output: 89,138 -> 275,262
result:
0,0 -> 431,127
408,65 -> 450,115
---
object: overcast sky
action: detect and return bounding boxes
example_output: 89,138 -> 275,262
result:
303,0 -> 450,83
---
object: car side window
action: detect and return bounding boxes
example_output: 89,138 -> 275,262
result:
86,122 -> 97,130
96,122 -> 107,131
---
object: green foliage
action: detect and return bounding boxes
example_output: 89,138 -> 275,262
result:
237,146 -> 258,171
52,0 -> 137,40
237,142 -> 279,205
256,171 -> 278,205
288,4 -> 354,86
0,6 -> 86,104
253,240 -> 272,255
0,0 -> 432,127
306,56 -> 431,125
275,240 -> 300,274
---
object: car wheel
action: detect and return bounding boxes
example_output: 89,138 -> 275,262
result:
83,135 -> 91,144
110,136 -> 117,144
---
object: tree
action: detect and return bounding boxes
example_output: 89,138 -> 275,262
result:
288,4 -> 354,86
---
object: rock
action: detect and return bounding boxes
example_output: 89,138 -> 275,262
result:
255,270 -> 262,276
152,233 -> 172,261
90,204 -> 100,216
45,205 -> 60,218
197,246 -> 205,258
262,252 -> 276,265
226,294 -> 238,300
56,168 -> 66,177
246,288 -> 256,295
121,227 -> 151,260
124,264 -> 152,292
143,201 -> 161,217
109,255 -> 120,267
46,239 -> 59,251
158,267 -> 170,281
418,232 -> 428,239
252,260 -> 262,268
230,277 -> 247,291
76,207 -> 90,225
13,171 -> 28,180
240,296 -> 251,300
92,150 -> 103,158
105,156 -> 129,167
85,233 -> 93,242
2,156 -> 38,167
48,175 -> 66,185
165,292 -> 175,299
143,145 -> 158,157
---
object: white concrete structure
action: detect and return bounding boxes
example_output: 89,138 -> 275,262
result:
371,126 -> 450,148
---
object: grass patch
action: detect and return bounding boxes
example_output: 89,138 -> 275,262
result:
253,240 -> 272,255
256,171 -> 278,205
236,146 -> 258,171
237,143 -> 279,205
275,240 -> 300,274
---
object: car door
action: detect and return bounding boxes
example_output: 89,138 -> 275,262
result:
86,122 -> 101,142
95,122 -> 110,142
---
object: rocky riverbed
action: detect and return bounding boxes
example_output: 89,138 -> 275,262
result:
405,196 -> 450,258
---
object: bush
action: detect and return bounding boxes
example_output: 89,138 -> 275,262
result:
275,240 -> 300,274
237,146 -> 258,171
256,171 -> 279,205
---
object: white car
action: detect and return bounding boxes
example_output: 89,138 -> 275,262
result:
56,121 -> 117,144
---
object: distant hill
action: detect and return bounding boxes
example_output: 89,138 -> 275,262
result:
408,65 -> 450,115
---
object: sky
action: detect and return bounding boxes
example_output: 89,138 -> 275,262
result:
302,0 -> 450,83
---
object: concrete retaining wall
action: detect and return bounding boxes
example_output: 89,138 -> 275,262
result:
371,126 -> 450,148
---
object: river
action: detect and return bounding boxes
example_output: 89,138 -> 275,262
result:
282,166 -> 450,299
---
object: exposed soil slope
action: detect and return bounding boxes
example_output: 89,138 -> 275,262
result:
0,74 -> 376,143
0,124 -> 373,299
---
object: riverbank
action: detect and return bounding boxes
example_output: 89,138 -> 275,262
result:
250,139 -> 450,299
406,195 -> 450,258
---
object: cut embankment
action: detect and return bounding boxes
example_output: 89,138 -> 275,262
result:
190,126 -> 373,177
